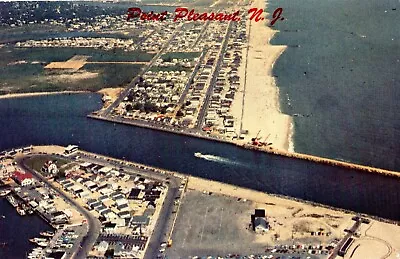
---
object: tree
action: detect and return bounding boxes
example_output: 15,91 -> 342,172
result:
132,102 -> 143,110
126,104 -> 133,111
144,102 -> 158,113
126,94 -> 134,102
176,110 -> 184,117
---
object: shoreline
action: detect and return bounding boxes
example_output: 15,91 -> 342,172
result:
0,87 -> 125,101
236,0 -> 292,151
2,146 -> 399,258
88,113 -> 400,179
4,144 -> 400,225
0,90 -> 90,100
186,176 -> 400,226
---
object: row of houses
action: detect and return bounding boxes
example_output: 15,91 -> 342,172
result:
118,68 -> 191,117
16,36 -> 139,51
203,18 -> 247,137
139,22 -> 178,52
57,160 -> 165,237
175,22 -> 230,127
167,22 -> 204,52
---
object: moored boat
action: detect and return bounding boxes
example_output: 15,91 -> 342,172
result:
40,231 -> 54,237
30,237 -> 47,244
16,206 -> 26,216
6,195 -> 18,207
0,189 -> 11,197
37,241 -> 49,247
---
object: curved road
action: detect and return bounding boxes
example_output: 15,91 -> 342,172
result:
73,151 -> 182,259
17,155 -> 101,259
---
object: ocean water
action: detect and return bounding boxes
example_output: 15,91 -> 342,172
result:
269,0 -> 400,171
0,94 -> 399,222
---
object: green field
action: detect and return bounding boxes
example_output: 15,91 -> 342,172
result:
0,46 -> 153,64
149,65 -> 193,73
25,156 -> 70,177
160,52 -> 202,62
0,46 -> 153,94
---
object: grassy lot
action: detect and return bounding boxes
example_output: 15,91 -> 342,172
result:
0,46 -> 152,94
25,156 -> 70,177
149,65 -> 193,73
83,63 -> 143,88
161,52 -> 201,62
1,46 -> 153,65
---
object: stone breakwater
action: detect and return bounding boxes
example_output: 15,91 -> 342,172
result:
244,145 -> 400,179
88,113 -> 400,179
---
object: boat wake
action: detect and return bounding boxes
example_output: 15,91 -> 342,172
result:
194,152 -> 251,168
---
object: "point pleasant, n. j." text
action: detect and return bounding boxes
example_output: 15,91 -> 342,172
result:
127,7 -> 284,26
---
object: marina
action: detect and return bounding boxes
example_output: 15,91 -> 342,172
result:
0,0 -> 398,257
0,198 -> 53,259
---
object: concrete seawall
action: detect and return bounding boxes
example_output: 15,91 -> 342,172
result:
88,114 -> 400,179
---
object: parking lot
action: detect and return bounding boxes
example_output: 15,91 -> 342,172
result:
166,190 -> 267,258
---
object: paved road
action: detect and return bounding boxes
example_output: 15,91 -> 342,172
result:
100,23 -> 183,117
143,177 -> 180,259
175,49 -> 207,110
17,155 -> 102,259
195,21 -> 233,129
328,219 -> 361,259
191,20 -> 210,48
73,151 -> 182,259
88,113 -> 221,141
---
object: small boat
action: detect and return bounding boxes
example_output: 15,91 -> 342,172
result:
31,237 -> 47,244
16,206 -> 26,216
40,231 -> 54,237
6,195 -> 18,207
194,152 -> 203,158
0,190 -> 11,197
37,241 -> 49,247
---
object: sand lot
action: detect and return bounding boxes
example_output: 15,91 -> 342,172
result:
173,176 -> 400,258
344,222 -> 400,259
45,55 -> 90,70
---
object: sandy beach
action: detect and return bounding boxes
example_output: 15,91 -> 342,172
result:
232,0 -> 293,151
97,87 -> 124,109
98,87 -> 124,101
